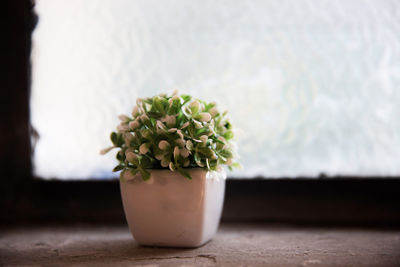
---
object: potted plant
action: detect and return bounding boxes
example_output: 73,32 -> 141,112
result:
101,91 -> 239,247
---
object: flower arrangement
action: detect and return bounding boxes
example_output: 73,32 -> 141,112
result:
101,91 -> 239,181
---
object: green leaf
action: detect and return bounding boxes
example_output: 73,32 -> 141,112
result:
177,167 -> 192,180
140,168 -> 151,181
143,98 -> 153,104
140,156 -> 152,168
116,150 -> 125,162
225,121 -> 232,130
194,152 -> 204,167
110,132 -> 118,146
153,96 -> 165,114
143,119 -> 153,130
117,133 -> 125,146
176,112 -> 183,121
223,130 -> 234,140
181,95 -> 192,104
112,165 -> 124,172
213,138 -> 225,144
216,152 -> 226,162
188,123 -> 196,137
219,149 -> 233,159
196,127 -> 208,135
198,147 -> 214,158
167,97 -> 181,115
231,162 -> 241,169
130,168 -> 139,176
147,111 -> 162,119
204,102 -> 216,111
206,158 -> 210,169
209,159 -> 218,168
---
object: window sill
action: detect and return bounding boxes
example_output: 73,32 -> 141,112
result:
2,223 -> 400,266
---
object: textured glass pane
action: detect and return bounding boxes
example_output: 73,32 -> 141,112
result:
31,0 -> 400,179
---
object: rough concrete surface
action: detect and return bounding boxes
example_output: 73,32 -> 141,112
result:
1,223 -> 400,266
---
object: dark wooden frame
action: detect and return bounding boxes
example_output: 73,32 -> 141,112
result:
2,178 -> 399,226
2,0 -> 400,226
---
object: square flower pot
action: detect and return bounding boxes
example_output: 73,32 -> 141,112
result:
120,169 -> 226,247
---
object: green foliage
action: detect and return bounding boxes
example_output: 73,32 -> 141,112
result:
102,91 -> 239,181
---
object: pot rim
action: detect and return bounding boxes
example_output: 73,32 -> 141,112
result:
121,168 -> 227,183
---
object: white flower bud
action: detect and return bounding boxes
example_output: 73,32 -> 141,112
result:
177,129 -> 184,140
155,153 -> 164,161
169,162 -> 175,171
180,148 -> 190,158
136,98 -> 143,106
199,112 -> 211,122
125,133 -> 134,146
158,140 -> 170,150
118,115 -> 130,122
100,146 -> 114,155
161,156 -> 170,167
200,135 -> 208,144
172,89 -> 179,96
180,121 -> 189,129
156,120 -> 167,130
141,129 -> 151,139
218,136 -> 226,143
125,152 -> 138,162
168,95 -> 181,107
208,121 -> 216,136
132,106 -> 139,117
117,124 -> 129,133
139,143 -> 149,154
173,146 -> 180,159
138,105 -> 145,114
193,120 -> 203,129
184,159 -> 190,167
209,107 -> 219,117
186,140 -> 193,150
183,106 -> 192,116
140,114 -> 149,122
129,120 -> 139,130
175,138 -> 185,148
168,128 -> 178,133
162,115 -> 176,127
226,158 -> 233,166
190,100 -> 201,112
125,147 -> 134,154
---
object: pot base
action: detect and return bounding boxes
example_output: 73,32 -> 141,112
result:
120,169 -> 226,248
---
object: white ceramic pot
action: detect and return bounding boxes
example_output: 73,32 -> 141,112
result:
120,169 -> 226,248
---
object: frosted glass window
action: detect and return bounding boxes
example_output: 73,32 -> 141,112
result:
31,0 -> 400,179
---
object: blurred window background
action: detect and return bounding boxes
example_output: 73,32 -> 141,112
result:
31,0 -> 400,179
